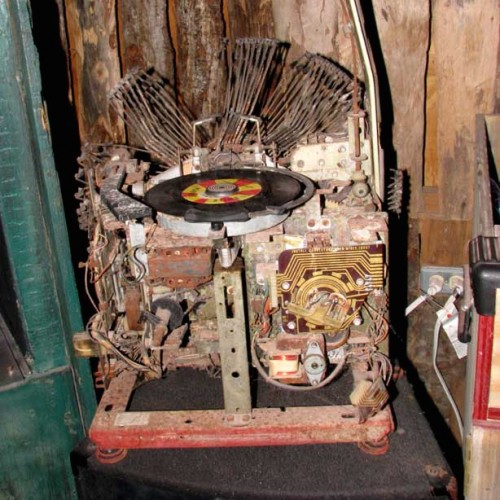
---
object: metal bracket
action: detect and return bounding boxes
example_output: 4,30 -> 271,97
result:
214,258 -> 252,426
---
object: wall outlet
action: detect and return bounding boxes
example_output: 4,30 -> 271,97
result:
420,265 -> 464,294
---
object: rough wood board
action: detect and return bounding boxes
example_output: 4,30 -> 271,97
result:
373,1 -> 430,217
116,0 -> 175,148
224,0 -> 275,40
171,0 -> 227,119
117,0 -> 175,80
419,218 -> 472,266
55,0 -> 74,104
64,0 -> 125,143
432,0 -> 499,220
423,35 -> 438,188
271,0 -> 357,77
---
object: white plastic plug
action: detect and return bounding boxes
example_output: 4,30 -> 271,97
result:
449,275 -> 464,295
427,274 -> 445,296
405,273 -> 445,317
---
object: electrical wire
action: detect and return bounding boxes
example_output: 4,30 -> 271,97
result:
122,245 -> 147,283
433,315 -> 464,443
251,333 -> 346,392
363,300 -> 389,345
86,314 -> 152,373
84,260 -> 99,313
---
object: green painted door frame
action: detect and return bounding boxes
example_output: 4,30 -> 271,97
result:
0,0 -> 96,498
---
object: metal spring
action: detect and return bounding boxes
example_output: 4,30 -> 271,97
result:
387,169 -> 404,215
263,53 -> 355,156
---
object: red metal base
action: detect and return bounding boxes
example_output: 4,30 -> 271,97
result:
90,370 -> 394,450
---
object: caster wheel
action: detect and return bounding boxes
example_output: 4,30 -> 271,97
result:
95,447 -> 128,464
358,435 -> 390,456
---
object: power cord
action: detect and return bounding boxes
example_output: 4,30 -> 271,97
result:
405,274 -> 445,316
432,288 -> 465,443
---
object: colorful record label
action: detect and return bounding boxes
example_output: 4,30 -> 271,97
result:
181,178 -> 262,204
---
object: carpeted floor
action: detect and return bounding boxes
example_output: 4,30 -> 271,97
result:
72,369 -> 454,499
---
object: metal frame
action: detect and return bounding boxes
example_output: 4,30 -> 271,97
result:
90,370 -> 394,450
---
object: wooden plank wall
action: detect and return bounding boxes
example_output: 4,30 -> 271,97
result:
373,0 -> 499,441
375,0 -> 498,267
62,0 -> 367,144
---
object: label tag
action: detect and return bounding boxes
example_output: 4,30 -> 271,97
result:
114,412 -> 150,427
437,304 -> 468,359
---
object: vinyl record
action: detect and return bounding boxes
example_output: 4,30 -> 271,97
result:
144,167 -> 314,224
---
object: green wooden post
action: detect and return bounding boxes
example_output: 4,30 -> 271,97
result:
0,0 -> 96,497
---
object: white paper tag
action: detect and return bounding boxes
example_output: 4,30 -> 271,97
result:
437,305 -> 468,359
114,412 -> 150,427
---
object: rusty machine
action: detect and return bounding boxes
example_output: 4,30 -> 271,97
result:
74,6 -> 398,460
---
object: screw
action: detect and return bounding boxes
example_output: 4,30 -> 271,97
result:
353,316 -> 363,326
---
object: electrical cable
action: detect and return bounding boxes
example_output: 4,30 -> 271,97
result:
84,260 -> 99,313
86,314 -> 152,373
432,313 -> 464,443
251,333 -> 346,392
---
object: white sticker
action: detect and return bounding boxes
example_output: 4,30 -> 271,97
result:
328,346 -> 346,363
437,306 -> 468,359
114,412 -> 150,427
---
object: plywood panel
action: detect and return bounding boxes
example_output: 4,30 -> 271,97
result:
64,0 -> 125,143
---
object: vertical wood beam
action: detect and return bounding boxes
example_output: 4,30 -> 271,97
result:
171,0 -> 227,119
373,1 -> 430,217
64,0 -> 124,143
224,0 -> 275,41
117,0 -> 175,80
116,0 -> 176,147
272,0 -> 356,74
430,0 -> 499,221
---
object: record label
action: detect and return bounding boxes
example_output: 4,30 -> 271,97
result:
181,178 -> 262,205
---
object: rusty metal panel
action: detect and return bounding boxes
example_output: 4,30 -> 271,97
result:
90,370 -> 393,449
148,246 -> 213,288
